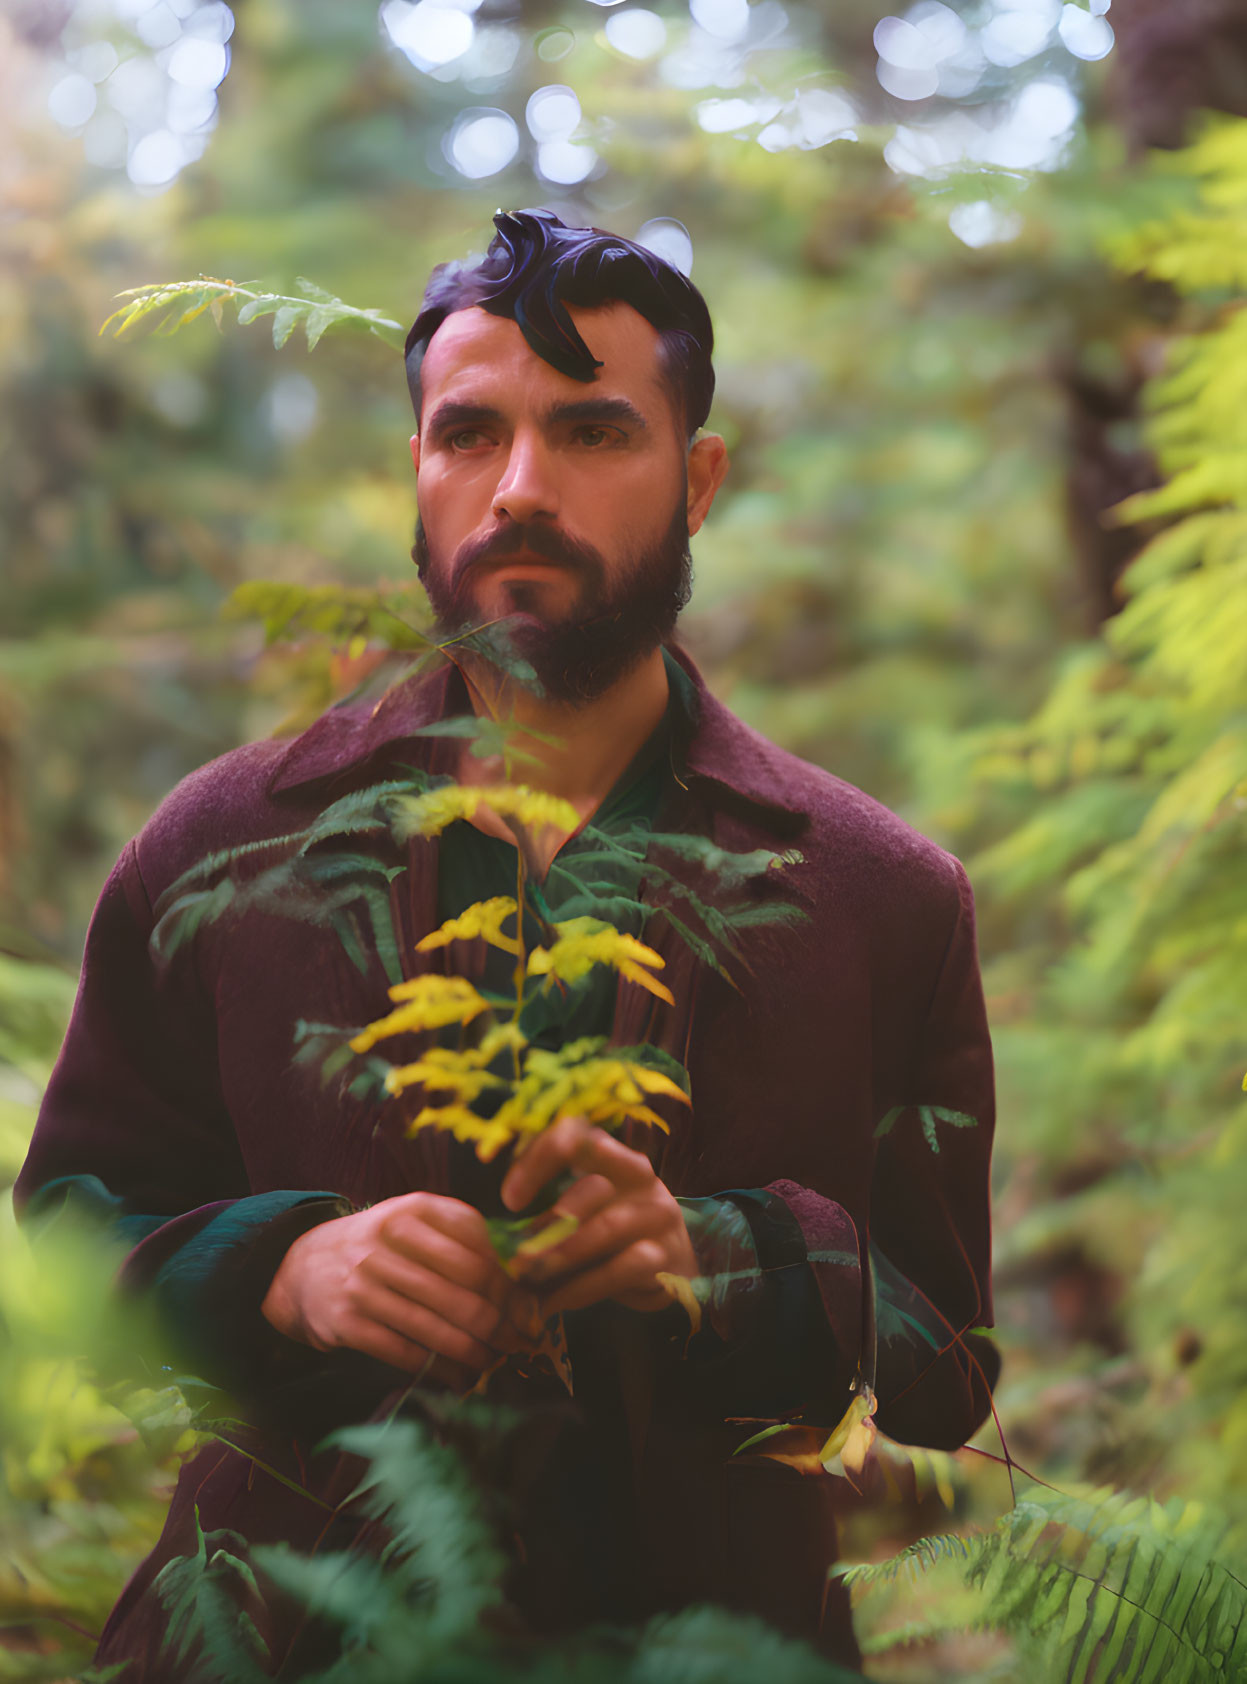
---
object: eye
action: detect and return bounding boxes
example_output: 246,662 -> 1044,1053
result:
572,424 -> 624,449
448,428 -> 492,452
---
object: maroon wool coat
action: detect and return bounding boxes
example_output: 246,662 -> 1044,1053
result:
17,649 -> 997,1675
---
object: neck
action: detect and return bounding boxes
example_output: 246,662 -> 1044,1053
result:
456,645 -> 670,820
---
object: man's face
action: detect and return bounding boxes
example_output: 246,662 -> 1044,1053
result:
411,302 -> 721,702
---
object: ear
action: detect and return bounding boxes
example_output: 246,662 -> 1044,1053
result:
686,433 -> 728,535
409,433 -> 421,474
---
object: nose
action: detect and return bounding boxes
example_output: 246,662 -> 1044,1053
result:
492,430 -> 559,526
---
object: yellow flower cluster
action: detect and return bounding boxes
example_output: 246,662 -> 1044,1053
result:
348,974 -> 489,1052
416,895 -> 521,956
391,783 -> 581,841
348,896 -> 685,1162
527,917 -> 674,1004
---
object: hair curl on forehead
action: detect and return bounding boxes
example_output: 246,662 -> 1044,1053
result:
405,208 -> 715,438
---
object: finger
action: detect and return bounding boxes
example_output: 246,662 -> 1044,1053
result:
518,1199 -> 663,1283
503,1120 -> 656,1212
547,1173 -> 616,1224
560,1128 -> 657,1190
507,1175 -> 615,1280
362,1251 -> 512,1350
351,1286 -> 499,1371
333,1321 -> 439,1375
391,1193 -> 500,1260
379,1207 -> 511,1303
501,1115 -> 592,1212
539,1237 -> 668,1317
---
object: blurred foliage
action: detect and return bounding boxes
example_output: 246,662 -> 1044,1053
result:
842,1484 -> 1247,1682
154,1416 -> 863,1684
4,0 -> 1247,1680
921,113 -> 1247,1548
0,1202 -> 198,1679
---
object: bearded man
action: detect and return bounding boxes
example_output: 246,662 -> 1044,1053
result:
17,211 -> 998,1678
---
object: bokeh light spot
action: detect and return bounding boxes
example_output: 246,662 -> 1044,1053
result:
460,25 -> 520,86
105,55 -> 166,119
535,26 -> 575,60
537,140 -> 598,183
48,74 -> 98,131
444,108 -> 519,178
875,17 -> 934,71
635,217 -> 693,275
793,87 -> 856,146
1016,76 -> 1079,139
127,128 -> 190,186
136,4 -> 183,50
905,1 -> 965,60
167,82 -> 218,133
526,84 -> 581,141
67,40 -> 120,83
382,1 -> 475,70
151,370 -> 208,428
184,1 -> 235,42
949,199 -> 1023,247
167,37 -> 230,89
263,374 -> 320,445
1058,5 -> 1114,60
690,0 -> 750,41
982,1 -> 1058,68
696,96 -> 767,133
877,59 -> 938,100
605,9 -> 667,59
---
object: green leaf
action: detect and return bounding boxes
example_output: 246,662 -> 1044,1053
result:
874,1105 -> 976,1152
100,277 -> 403,350
609,1041 -> 692,1095
302,304 -> 336,350
271,304 -> 301,348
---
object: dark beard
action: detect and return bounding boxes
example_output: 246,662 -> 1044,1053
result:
412,506 -> 692,704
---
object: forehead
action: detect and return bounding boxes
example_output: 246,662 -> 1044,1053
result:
419,302 -> 673,422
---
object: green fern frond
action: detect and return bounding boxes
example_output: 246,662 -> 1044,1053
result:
844,1487 -> 1247,1684
152,1514 -> 271,1684
324,1419 -> 507,1637
101,276 -> 404,351
837,1530 -> 974,1593
971,1486 -> 1247,1683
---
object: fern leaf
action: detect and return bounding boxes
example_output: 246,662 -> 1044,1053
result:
101,277 -> 404,349
973,1488 -> 1247,1683
152,1514 -> 271,1684
328,1419 -> 507,1638
836,1531 -> 974,1592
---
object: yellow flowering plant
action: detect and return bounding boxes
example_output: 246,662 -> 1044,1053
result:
343,777 -> 693,1279
151,696 -> 805,1327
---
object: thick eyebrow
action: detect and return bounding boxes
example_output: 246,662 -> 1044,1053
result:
422,400 -> 506,440
543,397 -> 648,432
422,394 -> 649,439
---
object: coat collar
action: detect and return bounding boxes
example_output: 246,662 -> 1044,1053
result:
267,644 -> 809,829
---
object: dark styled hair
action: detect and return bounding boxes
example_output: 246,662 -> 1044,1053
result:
404,208 -> 715,438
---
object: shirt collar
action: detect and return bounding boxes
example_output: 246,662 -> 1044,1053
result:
267,643 -> 809,830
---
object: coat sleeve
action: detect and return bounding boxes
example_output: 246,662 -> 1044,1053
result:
865,857 -> 998,1447
14,841 -> 349,1395
666,859 -> 998,1450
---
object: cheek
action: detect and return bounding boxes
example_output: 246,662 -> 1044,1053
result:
417,468 -> 479,540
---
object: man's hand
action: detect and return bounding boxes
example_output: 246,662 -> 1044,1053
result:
260,1192 -> 539,1383
500,1118 -> 697,1315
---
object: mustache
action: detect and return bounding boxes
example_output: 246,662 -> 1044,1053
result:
455,521 -> 607,579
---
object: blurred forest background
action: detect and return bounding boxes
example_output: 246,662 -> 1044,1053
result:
2,0 -> 1247,1678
